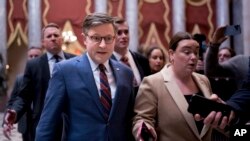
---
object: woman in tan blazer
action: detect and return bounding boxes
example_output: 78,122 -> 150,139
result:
133,32 -> 214,141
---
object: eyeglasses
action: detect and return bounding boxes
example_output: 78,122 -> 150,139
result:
86,34 -> 115,44
117,30 -> 129,36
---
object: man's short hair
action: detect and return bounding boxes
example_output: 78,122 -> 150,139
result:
42,23 -> 60,38
82,13 -> 116,35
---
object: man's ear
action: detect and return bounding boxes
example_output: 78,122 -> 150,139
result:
169,49 -> 174,57
56,37 -> 63,45
41,39 -> 45,47
168,49 -> 174,63
82,33 -> 87,45
82,33 -> 87,40
40,43 -> 45,52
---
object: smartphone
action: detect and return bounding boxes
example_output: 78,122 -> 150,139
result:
224,25 -> 241,36
141,122 -> 154,141
187,94 -> 232,117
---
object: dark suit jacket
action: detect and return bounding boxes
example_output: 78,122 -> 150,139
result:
112,51 -> 151,79
12,52 -> 75,140
226,57 -> 250,126
35,54 -> 135,141
112,50 -> 151,94
130,51 -> 151,78
227,88 -> 250,125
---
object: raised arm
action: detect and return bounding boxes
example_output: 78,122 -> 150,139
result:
205,26 -> 229,76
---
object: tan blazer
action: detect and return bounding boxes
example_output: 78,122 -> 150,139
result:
133,65 -> 213,141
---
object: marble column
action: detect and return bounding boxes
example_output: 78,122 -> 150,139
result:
28,0 -> 41,48
232,0 -> 243,54
216,0 -> 230,48
126,0 -> 139,52
242,0 -> 250,55
0,0 -> 7,64
172,0 -> 186,34
95,0 -> 107,13
0,0 -> 7,109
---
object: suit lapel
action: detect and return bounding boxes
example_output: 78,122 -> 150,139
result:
161,66 -> 200,139
108,60 -> 122,119
76,54 -> 105,118
40,54 -> 50,82
130,51 -> 143,78
40,52 -> 74,89
110,54 -> 117,61
63,52 -> 75,59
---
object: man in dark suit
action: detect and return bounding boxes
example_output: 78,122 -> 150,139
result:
3,47 -> 43,141
35,13 -> 135,141
3,23 -> 75,141
112,17 -> 151,94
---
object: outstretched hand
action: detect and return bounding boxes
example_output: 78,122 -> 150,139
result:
3,109 -> 17,140
3,122 -> 15,140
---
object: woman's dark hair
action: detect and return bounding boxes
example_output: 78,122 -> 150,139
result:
146,46 -> 166,62
169,32 -> 193,51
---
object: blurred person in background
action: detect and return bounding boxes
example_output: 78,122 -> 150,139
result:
193,33 -> 207,74
112,17 -> 151,94
204,26 -> 244,141
208,46 -> 237,101
218,47 -> 235,64
146,46 -> 166,74
205,25 -> 248,89
3,23 -> 75,141
3,47 -> 43,141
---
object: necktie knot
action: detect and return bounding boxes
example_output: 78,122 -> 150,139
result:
99,64 -> 106,72
53,55 -> 60,63
120,56 -> 130,67
120,56 -> 128,62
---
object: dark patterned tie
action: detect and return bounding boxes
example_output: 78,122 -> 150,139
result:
53,55 -> 60,63
99,64 -> 112,119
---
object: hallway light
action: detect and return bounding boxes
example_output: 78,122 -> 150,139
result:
62,31 -> 77,45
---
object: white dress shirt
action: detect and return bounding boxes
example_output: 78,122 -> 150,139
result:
47,51 -> 65,77
87,53 -> 117,101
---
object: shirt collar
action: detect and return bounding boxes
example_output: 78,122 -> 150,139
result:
113,50 -> 129,61
46,51 -> 65,60
86,53 -> 110,72
47,51 -> 65,60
